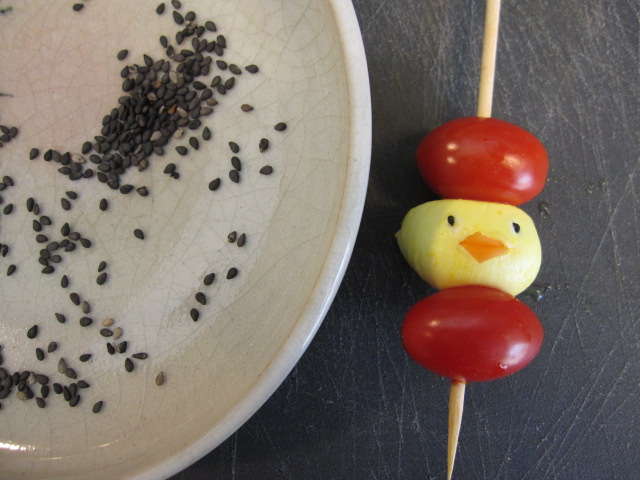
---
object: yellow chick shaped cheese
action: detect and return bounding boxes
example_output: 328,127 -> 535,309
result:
396,199 -> 541,296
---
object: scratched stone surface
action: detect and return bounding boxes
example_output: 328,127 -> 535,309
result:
172,1 -> 639,480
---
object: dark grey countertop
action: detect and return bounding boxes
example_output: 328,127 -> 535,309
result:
172,1 -> 639,479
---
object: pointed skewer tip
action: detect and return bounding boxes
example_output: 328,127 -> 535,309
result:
447,380 -> 466,480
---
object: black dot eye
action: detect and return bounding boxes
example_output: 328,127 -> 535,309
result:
447,215 -> 455,226
512,222 -> 521,233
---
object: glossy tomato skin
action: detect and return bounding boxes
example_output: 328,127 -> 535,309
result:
401,285 -> 543,382
416,117 -> 548,205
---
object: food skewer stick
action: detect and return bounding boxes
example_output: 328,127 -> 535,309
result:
477,0 -> 502,118
447,1 -> 502,479
447,380 -> 466,480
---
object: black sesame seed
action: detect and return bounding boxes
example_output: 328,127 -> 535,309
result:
216,60 -> 227,70
172,11 -> 184,25
228,141 -> 240,153
26,197 -> 35,211
260,165 -> 273,175
274,122 -> 287,131
58,358 -> 67,373
81,300 -> 91,314
55,313 -> 66,323
259,138 -> 269,153
195,292 -> 206,305
61,275 -> 69,289
27,325 -> 38,339
100,328 -> 113,337
77,380 -> 90,389
106,343 -> 115,355
69,394 -> 80,407
237,233 -> 246,247
136,186 -> 149,197
175,145 -> 188,156
134,229 -> 145,240
99,198 -> 108,211
208,178 -> 221,191
3,204 -> 13,215
42,265 -> 55,274
164,163 -> 176,174
79,353 -> 91,362
119,184 -> 134,194
97,272 -> 108,285
79,317 -> 93,327
70,292 -> 80,305
61,198 -> 71,210
241,104 -> 254,112
226,267 -> 238,279
80,238 -> 91,248
6,264 -> 16,276
228,231 -> 237,243
156,372 -> 165,386
231,156 -> 241,171
124,358 -> 134,372
189,137 -> 199,150
30,148 -> 40,160
72,3 -> 84,12
35,348 -> 45,361
53,383 -> 63,394
245,64 -> 259,74
47,342 -> 58,353
203,273 -> 215,286
202,127 -> 211,141
156,3 -> 165,15
229,64 -> 242,75
116,341 -> 128,354
92,401 -> 104,413
132,352 -> 148,360
41,385 -> 50,399
205,20 -> 216,32
98,261 -> 107,272
229,170 -> 240,183
36,397 -> 46,408
190,308 -> 200,321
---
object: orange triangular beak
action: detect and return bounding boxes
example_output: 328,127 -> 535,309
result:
459,232 -> 509,263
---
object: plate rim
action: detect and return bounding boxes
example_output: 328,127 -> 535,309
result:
131,1 -> 372,479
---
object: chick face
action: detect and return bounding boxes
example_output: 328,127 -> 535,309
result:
396,199 -> 541,296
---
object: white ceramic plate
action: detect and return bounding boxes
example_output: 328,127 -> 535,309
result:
0,1 -> 370,478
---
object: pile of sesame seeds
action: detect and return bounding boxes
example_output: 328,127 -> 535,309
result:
0,1 -> 288,416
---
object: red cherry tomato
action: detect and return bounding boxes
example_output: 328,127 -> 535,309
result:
416,117 -> 548,205
401,285 -> 543,382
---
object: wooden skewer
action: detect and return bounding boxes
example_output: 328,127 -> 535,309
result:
447,3 -> 502,479
447,380 -> 466,480
477,0 -> 502,117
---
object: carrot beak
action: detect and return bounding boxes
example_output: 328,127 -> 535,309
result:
459,232 -> 509,263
